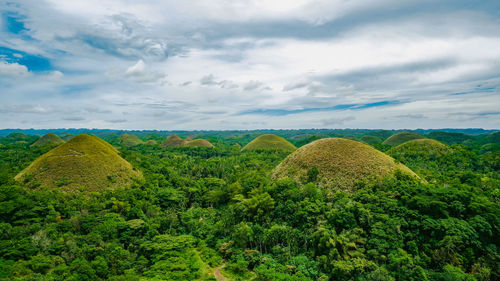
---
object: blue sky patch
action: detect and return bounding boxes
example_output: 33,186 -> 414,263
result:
3,12 -> 28,34
0,46 -> 52,72
238,100 -> 401,116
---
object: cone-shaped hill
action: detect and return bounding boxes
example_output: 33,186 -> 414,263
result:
145,140 -> 158,145
61,134 -> 75,142
273,138 -> 418,190
15,134 -> 142,192
382,132 -> 426,146
182,139 -> 214,148
119,133 -> 144,147
30,133 -> 65,147
360,135 -> 383,145
388,139 -> 452,160
5,132 -> 30,142
161,135 -> 186,147
486,131 -> 500,143
242,134 -> 296,152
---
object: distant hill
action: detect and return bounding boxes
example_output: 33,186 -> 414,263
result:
119,133 -> 144,147
426,131 -> 473,144
4,132 -> 31,142
15,134 -> 142,191
273,138 -> 418,190
30,133 -> 65,147
161,135 -> 186,147
360,135 -> 383,145
382,132 -> 426,146
485,131 -> 500,143
242,134 -> 296,151
145,140 -> 158,145
388,139 -> 453,162
182,139 -> 214,148
60,134 -> 75,141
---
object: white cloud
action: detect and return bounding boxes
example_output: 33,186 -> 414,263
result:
125,60 -> 166,83
1,0 -> 499,129
43,70 -> 64,82
0,61 -> 30,77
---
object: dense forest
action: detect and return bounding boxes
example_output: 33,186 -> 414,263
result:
0,129 -> 498,280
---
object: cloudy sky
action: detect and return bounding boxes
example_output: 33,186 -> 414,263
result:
1,0 -> 500,130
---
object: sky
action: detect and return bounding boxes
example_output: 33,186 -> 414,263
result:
1,0 -> 500,130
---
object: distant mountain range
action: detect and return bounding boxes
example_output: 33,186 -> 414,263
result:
0,128 -> 497,137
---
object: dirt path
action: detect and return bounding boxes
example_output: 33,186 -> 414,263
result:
214,263 -> 228,281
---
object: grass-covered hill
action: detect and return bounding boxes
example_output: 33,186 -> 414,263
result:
360,135 -> 383,145
242,134 -> 296,152
60,133 -> 75,142
145,140 -> 158,145
382,132 -> 426,146
30,133 -> 65,147
15,134 -> 142,191
182,139 -> 214,148
273,138 -> 417,190
119,133 -> 144,147
161,134 -> 186,147
4,132 -> 31,142
387,139 -> 453,166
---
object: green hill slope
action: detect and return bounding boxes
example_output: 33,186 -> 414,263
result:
485,131 -> 500,143
60,134 -> 75,141
5,132 -> 30,142
388,139 -> 452,162
30,133 -> 65,147
273,138 -> 418,190
15,134 -> 142,191
119,133 -> 144,147
161,135 -> 186,147
182,139 -> 214,148
360,135 -> 383,145
427,131 -> 472,144
382,132 -> 426,146
242,134 -> 296,151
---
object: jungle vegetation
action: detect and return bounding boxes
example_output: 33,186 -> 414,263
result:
0,129 -> 498,281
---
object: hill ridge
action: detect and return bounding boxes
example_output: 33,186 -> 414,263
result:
16,134 -> 142,191
273,138 -> 418,190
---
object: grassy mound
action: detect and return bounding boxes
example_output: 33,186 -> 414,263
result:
5,132 -> 30,142
242,134 -> 296,152
15,134 -> 142,192
382,132 -> 426,146
182,139 -> 214,148
119,133 -> 144,147
388,139 -> 453,161
273,138 -> 417,190
360,135 -> 383,145
161,135 -> 186,147
60,134 -> 75,141
145,140 -> 158,145
30,133 -> 65,147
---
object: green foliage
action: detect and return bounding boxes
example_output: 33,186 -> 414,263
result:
0,130 -> 498,281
